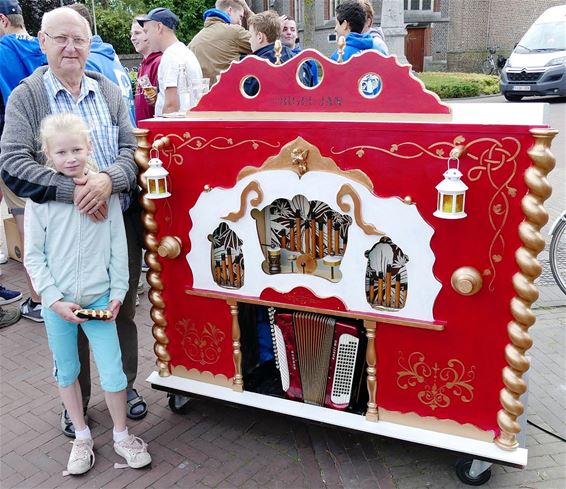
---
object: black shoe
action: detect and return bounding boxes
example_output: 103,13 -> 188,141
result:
60,408 -> 88,438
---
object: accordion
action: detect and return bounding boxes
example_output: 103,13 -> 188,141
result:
270,310 -> 366,411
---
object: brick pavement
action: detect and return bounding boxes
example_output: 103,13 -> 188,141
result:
1,257 -> 565,488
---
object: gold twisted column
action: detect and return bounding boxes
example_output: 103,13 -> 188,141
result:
133,128 -> 171,377
495,128 -> 558,450
364,320 -> 378,421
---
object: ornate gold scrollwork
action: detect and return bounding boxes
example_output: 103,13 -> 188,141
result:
237,137 -> 374,190
495,128 -> 558,451
175,319 -> 225,366
337,184 -> 384,236
222,180 -> 264,222
397,352 -> 476,410
134,128 -> 171,377
332,135 -> 522,290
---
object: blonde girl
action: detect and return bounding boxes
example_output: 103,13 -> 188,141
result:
24,113 -> 151,475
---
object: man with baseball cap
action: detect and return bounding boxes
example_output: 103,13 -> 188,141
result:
138,7 -> 202,115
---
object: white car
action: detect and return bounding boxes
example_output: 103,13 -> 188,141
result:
500,5 -> 566,101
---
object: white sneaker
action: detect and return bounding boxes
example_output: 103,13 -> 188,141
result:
114,434 -> 151,468
67,438 -> 95,475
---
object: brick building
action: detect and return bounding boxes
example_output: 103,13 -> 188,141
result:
249,0 -> 565,72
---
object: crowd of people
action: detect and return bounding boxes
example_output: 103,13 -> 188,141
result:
0,0 -> 388,477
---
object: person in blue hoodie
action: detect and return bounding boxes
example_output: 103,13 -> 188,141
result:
0,0 -> 47,107
69,3 -> 136,127
244,10 -> 295,96
330,0 -> 374,62
0,0 -> 47,324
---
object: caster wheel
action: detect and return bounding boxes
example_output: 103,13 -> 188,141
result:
455,458 -> 492,486
168,394 -> 193,414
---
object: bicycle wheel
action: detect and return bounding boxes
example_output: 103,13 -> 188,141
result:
481,59 -> 494,75
549,218 -> 566,295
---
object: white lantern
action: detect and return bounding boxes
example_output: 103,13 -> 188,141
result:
144,152 -> 171,199
433,158 -> 468,219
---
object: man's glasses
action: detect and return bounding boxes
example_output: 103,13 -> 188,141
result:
43,32 -> 91,49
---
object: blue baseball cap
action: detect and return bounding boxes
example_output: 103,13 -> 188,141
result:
137,7 -> 178,30
0,0 -> 22,15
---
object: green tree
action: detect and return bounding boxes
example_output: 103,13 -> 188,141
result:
20,0 -> 215,52
143,0 -> 215,44
20,0 -> 73,35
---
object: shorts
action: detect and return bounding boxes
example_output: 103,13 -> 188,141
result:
42,293 -> 127,392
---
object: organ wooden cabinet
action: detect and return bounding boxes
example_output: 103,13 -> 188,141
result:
135,50 -> 557,484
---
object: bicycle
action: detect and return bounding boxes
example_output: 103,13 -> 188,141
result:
481,47 -> 506,75
549,210 -> 566,295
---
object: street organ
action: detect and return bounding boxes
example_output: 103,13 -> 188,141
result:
134,49 -> 557,484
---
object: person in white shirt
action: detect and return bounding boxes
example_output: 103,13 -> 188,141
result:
137,7 -> 202,115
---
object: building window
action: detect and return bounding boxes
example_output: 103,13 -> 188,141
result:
404,0 -> 433,10
325,0 -> 339,21
295,0 -> 303,24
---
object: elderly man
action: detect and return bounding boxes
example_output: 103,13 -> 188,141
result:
0,6 -> 148,437
188,0 -> 252,83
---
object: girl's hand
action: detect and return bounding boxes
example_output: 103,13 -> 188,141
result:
51,301 -> 86,323
107,300 -> 122,321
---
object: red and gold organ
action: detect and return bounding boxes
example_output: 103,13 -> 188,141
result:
135,49 -> 558,479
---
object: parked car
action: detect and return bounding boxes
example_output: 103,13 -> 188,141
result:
500,5 -> 566,101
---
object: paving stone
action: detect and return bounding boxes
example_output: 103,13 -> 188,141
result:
1,258 -> 565,489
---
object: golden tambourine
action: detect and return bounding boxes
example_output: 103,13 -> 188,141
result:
74,309 -> 113,320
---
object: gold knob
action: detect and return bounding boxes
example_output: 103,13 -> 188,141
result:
152,136 -> 171,151
157,236 -> 182,259
451,267 -> 483,296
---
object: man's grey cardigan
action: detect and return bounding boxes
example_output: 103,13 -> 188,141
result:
0,66 -> 137,205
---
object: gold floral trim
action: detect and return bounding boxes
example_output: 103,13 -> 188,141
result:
153,132 -> 281,167
175,319 -> 226,366
397,351 -> 475,410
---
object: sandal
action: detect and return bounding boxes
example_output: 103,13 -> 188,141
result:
126,389 -> 148,420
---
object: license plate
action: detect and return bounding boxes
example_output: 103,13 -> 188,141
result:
512,85 -> 531,91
